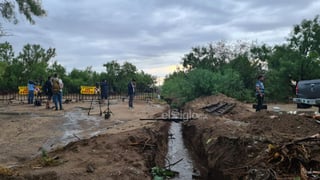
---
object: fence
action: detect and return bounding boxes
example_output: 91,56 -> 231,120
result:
0,91 -> 158,104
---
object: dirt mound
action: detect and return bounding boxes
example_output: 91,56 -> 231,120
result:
243,111 -> 320,143
184,93 -> 253,119
183,95 -> 320,179
2,123 -> 169,180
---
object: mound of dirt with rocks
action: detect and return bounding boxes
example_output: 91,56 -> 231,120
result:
183,94 -> 320,179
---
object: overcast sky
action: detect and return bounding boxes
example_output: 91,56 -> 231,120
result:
2,0 -> 320,79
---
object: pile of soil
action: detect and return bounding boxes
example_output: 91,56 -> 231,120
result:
8,124 -> 169,180
183,94 -> 320,179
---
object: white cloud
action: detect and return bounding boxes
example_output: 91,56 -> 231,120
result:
1,0 -> 320,77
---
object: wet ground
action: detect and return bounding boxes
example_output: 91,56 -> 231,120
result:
0,99 -> 169,180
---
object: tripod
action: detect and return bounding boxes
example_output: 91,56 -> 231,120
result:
88,94 -> 102,116
103,98 -> 112,119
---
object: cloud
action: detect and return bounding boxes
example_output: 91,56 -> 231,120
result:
1,0 -> 320,78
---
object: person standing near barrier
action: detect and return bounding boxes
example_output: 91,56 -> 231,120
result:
128,79 -> 136,109
43,76 -> 53,109
52,73 -> 64,110
27,80 -> 35,104
255,75 -> 265,112
100,79 -> 108,103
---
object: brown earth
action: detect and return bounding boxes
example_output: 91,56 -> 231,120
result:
1,94 -> 320,179
183,94 -> 320,179
0,99 -> 169,179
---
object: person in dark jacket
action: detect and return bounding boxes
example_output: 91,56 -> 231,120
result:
100,79 -> 108,102
255,75 -> 265,112
43,76 -> 53,109
128,79 -> 136,109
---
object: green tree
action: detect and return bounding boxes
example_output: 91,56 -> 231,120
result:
103,60 -> 121,93
287,15 -> 320,80
186,68 -> 215,98
135,70 -> 156,92
0,42 -> 14,88
0,41 -> 14,62
17,44 -> 56,84
161,71 -> 191,107
1,0 -> 46,36
211,68 -> 251,101
227,53 -> 262,90
66,67 -> 98,93
182,44 -> 220,71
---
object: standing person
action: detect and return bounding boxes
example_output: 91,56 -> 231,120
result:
100,79 -> 108,103
43,76 -> 53,109
255,75 -> 265,112
27,80 -> 35,104
52,73 -> 64,110
128,79 -> 136,109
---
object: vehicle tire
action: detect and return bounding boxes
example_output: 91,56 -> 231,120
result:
297,103 -> 312,109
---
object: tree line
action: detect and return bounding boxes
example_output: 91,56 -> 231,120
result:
1,1 -> 155,95
1,2 -> 320,105
0,43 -> 156,95
161,15 -> 320,107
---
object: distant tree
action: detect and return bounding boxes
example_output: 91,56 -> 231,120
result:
103,60 -> 121,92
182,43 -> 227,71
161,71 -> 190,107
17,44 -> 55,84
135,70 -> 156,92
287,15 -> 320,80
227,53 -> 262,90
0,42 -> 14,88
0,41 -> 14,62
65,67 -> 99,93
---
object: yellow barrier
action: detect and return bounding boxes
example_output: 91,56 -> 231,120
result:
18,86 -> 42,95
80,86 -> 98,95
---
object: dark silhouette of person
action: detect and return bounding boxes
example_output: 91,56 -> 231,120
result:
255,75 -> 265,112
43,76 -> 53,109
100,79 -> 108,101
128,79 -> 136,109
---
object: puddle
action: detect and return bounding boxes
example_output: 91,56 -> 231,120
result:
166,122 -> 195,179
61,108 -> 103,143
42,108 -> 107,150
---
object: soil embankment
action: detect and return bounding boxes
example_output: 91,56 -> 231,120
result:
183,94 -> 320,179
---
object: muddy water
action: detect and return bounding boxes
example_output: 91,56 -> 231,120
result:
42,108 -> 106,150
166,122 -> 194,180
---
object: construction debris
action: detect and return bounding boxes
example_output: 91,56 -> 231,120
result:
201,101 -> 236,115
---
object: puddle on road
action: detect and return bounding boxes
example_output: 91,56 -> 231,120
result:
42,108 -> 107,150
61,108 -> 104,143
166,122 -> 195,180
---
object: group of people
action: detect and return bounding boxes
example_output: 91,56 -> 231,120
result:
42,73 -> 64,110
28,73 -> 262,112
